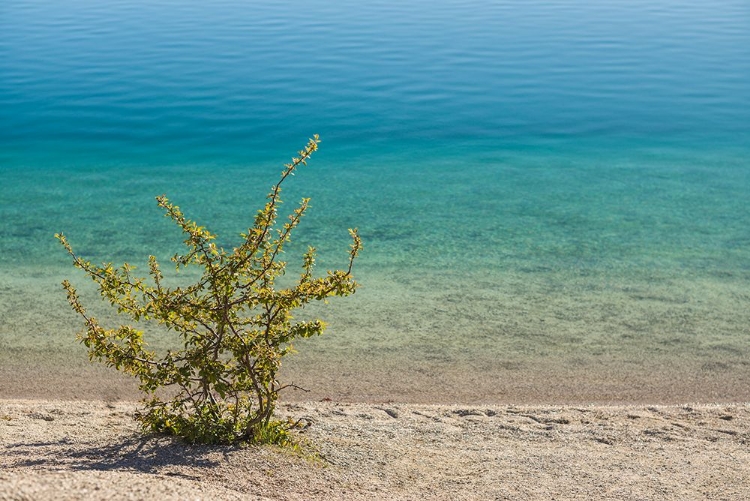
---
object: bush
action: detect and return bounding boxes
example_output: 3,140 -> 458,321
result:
56,136 -> 361,444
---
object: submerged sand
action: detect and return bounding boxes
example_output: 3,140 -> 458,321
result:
1,399 -> 748,500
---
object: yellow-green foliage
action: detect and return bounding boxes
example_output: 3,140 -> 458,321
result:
56,136 -> 361,444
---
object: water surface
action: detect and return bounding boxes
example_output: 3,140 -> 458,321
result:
1,0 -> 749,402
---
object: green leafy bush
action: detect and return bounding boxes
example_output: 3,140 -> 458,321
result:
56,136 -> 361,444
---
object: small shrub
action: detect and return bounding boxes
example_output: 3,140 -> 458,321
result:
56,136 -> 361,444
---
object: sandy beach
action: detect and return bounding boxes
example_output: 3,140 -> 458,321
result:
1,397 -> 749,500
3,280 -> 750,500
2,339 -> 750,499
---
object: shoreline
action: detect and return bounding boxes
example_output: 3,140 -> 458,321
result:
2,398 -> 749,500
3,353 -> 750,406
4,318 -> 749,498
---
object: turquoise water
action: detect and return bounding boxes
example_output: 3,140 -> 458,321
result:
1,0 -> 749,402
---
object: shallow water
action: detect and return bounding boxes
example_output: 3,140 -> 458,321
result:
1,0 -> 749,401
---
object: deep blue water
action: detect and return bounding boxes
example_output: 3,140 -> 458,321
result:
1,0 -> 749,394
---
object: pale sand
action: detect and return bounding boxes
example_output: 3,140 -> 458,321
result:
1,399 -> 749,500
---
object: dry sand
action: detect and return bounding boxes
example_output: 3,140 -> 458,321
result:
1,398 -> 749,500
